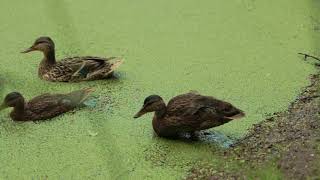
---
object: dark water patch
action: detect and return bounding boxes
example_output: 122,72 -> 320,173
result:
197,131 -> 237,148
83,97 -> 98,108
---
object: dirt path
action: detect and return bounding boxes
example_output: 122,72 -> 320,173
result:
186,66 -> 320,179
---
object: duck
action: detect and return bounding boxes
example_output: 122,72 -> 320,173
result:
21,36 -> 123,82
134,92 -> 245,138
0,88 -> 94,121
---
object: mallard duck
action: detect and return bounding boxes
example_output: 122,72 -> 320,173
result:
0,88 -> 94,121
134,92 -> 245,138
21,37 -> 123,82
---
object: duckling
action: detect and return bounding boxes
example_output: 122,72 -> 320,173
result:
0,88 -> 94,121
134,92 -> 245,138
21,37 -> 123,82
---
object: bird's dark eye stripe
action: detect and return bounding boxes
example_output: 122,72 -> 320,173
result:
145,102 -> 152,106
6,96 -> 19,101
144,101 -> 156,106
35,41 -> 48,44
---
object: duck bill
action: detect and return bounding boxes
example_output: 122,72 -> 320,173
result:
0,102 -> 8,111
21,46 -> 35,53
133,108 -> 147,119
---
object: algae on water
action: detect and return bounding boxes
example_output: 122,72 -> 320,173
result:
0,0 -> 317,179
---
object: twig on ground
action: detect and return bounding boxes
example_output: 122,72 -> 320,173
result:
298,53 -> 320,61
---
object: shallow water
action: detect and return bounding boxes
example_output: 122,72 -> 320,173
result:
0,0 -> 318,179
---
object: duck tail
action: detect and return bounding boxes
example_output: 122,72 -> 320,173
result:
225,110 -> 245,120
109,58 -> 124,71
67,88 -> 95,105
82,87 -> 95,94
80,87 -> 95,103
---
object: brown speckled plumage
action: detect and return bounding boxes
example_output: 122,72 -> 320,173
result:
134,92 -> 245,138
0,88 -> 93,121
22,37 -> 123,82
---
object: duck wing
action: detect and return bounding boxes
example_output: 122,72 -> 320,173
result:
165,93 -> 244,130
25,88 -> 93,120
46,56 -> 122,81
60,56 -> 118,76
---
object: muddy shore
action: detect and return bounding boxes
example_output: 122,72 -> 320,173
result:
186,65 -> 320,179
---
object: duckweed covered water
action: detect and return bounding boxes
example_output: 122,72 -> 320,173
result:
0,0 -> 318,179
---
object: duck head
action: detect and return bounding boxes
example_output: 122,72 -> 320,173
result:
21,36 -> 55,54
134,95 -> 166,118
0,92 -> 25,111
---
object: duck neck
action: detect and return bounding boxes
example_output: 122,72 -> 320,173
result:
42,48 -> 56,65
10,99 -> 25,121
155,103 -> 167,119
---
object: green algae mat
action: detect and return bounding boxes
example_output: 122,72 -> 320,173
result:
0,0 -> 318,179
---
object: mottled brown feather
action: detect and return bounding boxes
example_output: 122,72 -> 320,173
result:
152,93 -> 245,137
9,89 -> 93,121
23,37 -> 122,82
40,56 -> 122,82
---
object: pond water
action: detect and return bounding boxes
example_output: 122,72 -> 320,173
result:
0,0 -> 318,179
